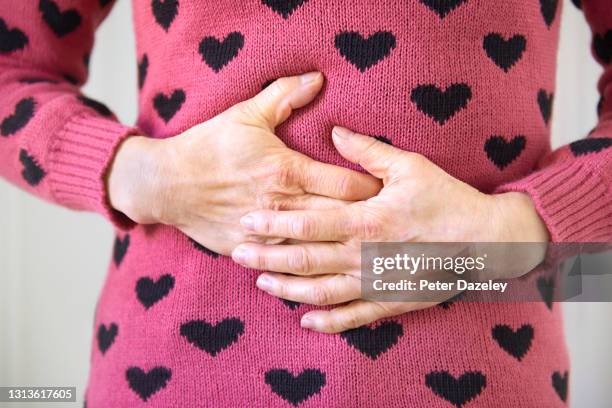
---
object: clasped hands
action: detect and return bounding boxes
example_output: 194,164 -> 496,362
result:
108,72 -> 550,334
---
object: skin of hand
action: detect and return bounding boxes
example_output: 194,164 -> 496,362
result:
231,126 -> 551,333
106,73 -> 381,255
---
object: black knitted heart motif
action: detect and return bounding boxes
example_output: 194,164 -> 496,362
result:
262,0 -> 308,19
334,31 -> 396,72
265,369 -> 326,405
199,32 -> 245,72
483,33 -> 526,72
552,371 -> 568,402
569,138 -> 612,157
341,321 -> 404,360
97,323 -> 118,354
39,0 -> 82,37
126,366 -> 172,401
537,89 -> 554,125
136,274 -> 175,309
1,98 -> 35,137
419,0 -> 468,18
411,84 -> 472,125
180,318 -> 245,356
113,235 -> 130,267
484,135 -> 526,170
138,54 -> 149,90
19,149 -> 46,186
594,30 -> 612,64
152,0 -> 179,31
539,0 -> 558,28
78,95 -> 112,117
537,276 -> 554,310
425,371 -> 487,407
491,324 -> 534,361
153,90 -> 185,123
0,18 -> 28,54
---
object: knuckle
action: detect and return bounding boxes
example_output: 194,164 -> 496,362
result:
351,214 -> 383,239
288,247 -> 312,275
338,311 -> 362,331
269,78 -> 292,98
271,164 -> 295,190
309,285 -> 331,306
293,216 -> 315,239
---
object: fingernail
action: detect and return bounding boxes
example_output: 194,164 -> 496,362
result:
300,71 -> 321,85
232,246 -> 250,265
332,126 -> 351,141
300,314 -> 315,329
256,274 -> 274,292
240,215 -> 256,230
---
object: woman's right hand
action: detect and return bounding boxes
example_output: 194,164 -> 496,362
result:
107,72 -> 382,255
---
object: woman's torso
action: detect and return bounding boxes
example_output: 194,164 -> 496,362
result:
87,1 -> 569,406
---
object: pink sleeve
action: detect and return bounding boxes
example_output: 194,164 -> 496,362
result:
0,0 -> 136,229
496,1 -> 612,243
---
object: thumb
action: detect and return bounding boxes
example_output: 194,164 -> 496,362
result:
331,127 -> 407,179
234,72 -> 323,130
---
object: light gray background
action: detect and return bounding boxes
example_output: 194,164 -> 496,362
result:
0,0 -> 610,406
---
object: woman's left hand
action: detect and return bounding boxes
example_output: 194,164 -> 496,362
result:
231,127 -> 551,333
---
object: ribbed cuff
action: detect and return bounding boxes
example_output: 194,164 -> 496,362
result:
496,161 -> 612,242
48,113 -> 137,230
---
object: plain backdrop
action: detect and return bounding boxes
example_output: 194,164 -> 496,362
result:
0,0 -> 610,406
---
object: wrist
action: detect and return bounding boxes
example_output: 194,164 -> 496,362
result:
491,192 -> 551,242
107,135 -> 166,224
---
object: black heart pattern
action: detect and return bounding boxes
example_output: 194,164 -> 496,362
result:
97,322 -> 118,355
19,149 -> 46,186
537,276 -> 554,310
438,292 -> 465,309
152,0 -> 179,31
594,31 -> 612,65
484,135 -> 526,170
138,54 -> 149,90
282,299 -> 301,310
199,32 -> 244,72
411,83 -> 472,125
265,369 -> 326,406
552,370 -> 568,402
419,0 -> 468,18
483,33 -> 526,72
334,31 -> 396,72
569,137 -> 612,157
126,366 -> 171,401
1,98 -> 35,137
39,0 -> 82,37
153,90 -> 185,123
341,321 -> 403,360
262,0 -> 308,19
425,371 -> 486,408
180,318 -> 244,356
77,96 -> 112,117
189,237 -> 220,258
0,18 -> 28,54
537,89 -> 554,125
136,274 -> 175,309
113,235 -> 130,267
539,0 -> 558,28
491,324 -> 534,361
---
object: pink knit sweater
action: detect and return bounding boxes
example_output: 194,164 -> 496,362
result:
1,0 -> 611,406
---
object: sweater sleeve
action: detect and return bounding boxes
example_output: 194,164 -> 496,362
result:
496,1 -> 612,243
0,0 -> 136,229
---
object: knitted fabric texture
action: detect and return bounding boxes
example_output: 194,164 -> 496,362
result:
1,0 -> 611,406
